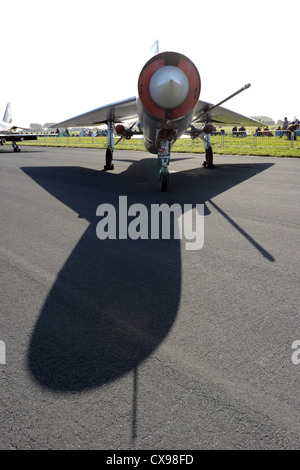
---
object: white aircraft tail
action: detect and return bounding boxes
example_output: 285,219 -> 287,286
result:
150,40 -> 159,57
3,102 -> 12,124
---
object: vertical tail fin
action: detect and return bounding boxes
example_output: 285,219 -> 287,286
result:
3,102 -> 12,124
150,40 -> 159,57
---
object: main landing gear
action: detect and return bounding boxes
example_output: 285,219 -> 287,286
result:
202,132 -> 215,168
202,145 -> 214,168
104,147 -> 114,171
104,121 -> 114,171
12,141 -> 20,152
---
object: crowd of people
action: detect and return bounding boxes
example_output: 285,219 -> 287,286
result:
278,117 -> 300,140
232,125 -> 247,137
232,117 -> 299,140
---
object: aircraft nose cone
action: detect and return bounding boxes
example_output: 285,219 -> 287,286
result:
149,65 -> 189,109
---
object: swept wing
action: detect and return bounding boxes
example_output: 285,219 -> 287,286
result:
54,96 -> 261,129
54,97 -> 137,128
192,99 -> 262,127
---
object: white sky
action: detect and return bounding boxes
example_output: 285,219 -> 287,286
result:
1,0 -> 299,127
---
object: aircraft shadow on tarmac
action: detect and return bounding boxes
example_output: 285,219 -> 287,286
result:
22,158 -> 274,395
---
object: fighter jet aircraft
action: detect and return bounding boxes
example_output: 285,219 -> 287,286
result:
0,102 -> 45,152
53,45 -> 262,191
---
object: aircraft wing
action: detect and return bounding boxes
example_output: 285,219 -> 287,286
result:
53,97 -> 138,128
192,99 -> 262,127
52,92 -> 262,130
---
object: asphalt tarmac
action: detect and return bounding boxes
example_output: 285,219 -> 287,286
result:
0,146 -> 299,450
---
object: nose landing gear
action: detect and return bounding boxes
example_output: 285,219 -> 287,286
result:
159,168 -> 169,192
158,139 -> 170,192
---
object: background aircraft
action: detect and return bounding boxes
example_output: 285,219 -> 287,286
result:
0,102 -> 47,152
53,46 -> 263,191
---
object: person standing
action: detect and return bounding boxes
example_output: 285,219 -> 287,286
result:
287,123 -> 299,141
280,117 -> 289,138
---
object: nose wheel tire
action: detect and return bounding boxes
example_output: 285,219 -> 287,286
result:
160,172 -> 169,192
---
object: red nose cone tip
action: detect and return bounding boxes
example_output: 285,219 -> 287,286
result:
149,66 -> 189,109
